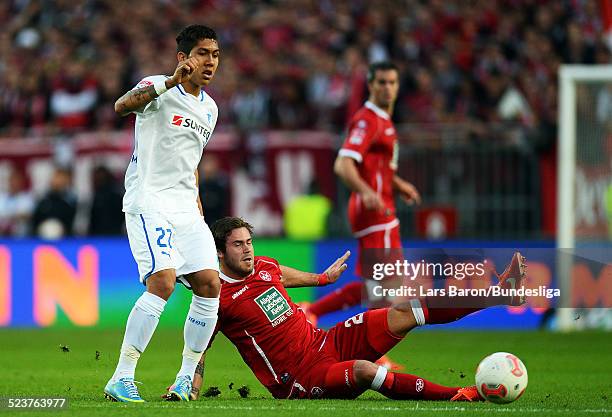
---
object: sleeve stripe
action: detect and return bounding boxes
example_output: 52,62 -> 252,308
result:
338,149 -> 363,163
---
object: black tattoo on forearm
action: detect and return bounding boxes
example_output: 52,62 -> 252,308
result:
116,85 -> 158,115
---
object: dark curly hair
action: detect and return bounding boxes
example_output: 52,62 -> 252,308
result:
211,217 -> 254,253
176,25 -> 217,54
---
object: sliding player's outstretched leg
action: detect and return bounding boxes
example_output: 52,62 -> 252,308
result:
404,251 -> 527,327
323,360 -> 484,401
316,252 -> 528,401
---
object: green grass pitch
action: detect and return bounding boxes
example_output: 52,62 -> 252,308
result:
0,328 -> 610,416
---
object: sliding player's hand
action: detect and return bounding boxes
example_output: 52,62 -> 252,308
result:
322,251 -> 351,284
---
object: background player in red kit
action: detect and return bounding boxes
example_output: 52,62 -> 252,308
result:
305,62 -> 421,360
181,217 -> 526,401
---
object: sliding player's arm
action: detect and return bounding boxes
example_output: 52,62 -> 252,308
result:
334,156 -> 384,211
188,323 -> 221,401
280,251 -> 350,288
114,57 -> 202,116
190,353 -> 206,401
392,175 -> 421,206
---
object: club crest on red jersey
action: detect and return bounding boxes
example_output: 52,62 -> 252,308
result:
259,271 -> 272,281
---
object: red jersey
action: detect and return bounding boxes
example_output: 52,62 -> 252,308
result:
338,101 -> 399,235
214,256 -> 326,398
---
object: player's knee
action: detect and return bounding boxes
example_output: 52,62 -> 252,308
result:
146,270 -> 176,300
393,303 -> 412,314
387,304 -> 417,337
352,360 -> 379,387
188,269 -> 220,297
391,303 -> 415,322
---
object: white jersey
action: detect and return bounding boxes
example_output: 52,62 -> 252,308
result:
123,75 -> 218,214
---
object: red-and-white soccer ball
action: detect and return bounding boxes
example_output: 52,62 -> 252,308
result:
475,352 -> 528,404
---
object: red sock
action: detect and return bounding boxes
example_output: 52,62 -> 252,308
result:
411,293 -> 509,325
377,372 -> 460,400
422,305 -> 482,324
309,281 -> 363,317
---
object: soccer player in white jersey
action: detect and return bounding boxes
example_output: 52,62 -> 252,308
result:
104,25 -> 221,403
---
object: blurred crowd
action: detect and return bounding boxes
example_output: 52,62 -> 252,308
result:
0,0 -> 609,138
0,0 -> 610,237
0,165 -> 122,238
0,161 -> 228,238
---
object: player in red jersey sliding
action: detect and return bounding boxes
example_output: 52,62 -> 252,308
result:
175,217 -> 526,401
304,61 -> 420,369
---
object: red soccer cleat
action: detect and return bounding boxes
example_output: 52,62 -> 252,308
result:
496,251 -> 527,306
450,385 -> 485,402
375,354 -> 405,371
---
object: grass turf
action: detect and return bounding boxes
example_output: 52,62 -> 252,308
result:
0,328 -> 610,416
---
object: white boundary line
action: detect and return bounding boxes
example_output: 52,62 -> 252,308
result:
77,403 -> 611,413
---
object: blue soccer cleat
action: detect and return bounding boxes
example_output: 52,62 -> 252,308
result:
104,377 -> 144,403
166,375 -> 192,401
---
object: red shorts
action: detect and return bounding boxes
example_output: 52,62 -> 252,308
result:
353,221 -> 402,277
288,308 -> 402,399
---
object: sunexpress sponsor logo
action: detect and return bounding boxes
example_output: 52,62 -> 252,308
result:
171,115 -> 212,143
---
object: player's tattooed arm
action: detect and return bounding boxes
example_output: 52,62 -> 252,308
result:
190,354 -> 206,401
115,58 -> 201,116
114,85 -> 161,116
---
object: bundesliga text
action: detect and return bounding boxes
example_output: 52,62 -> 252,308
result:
371,285 -> 561,299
